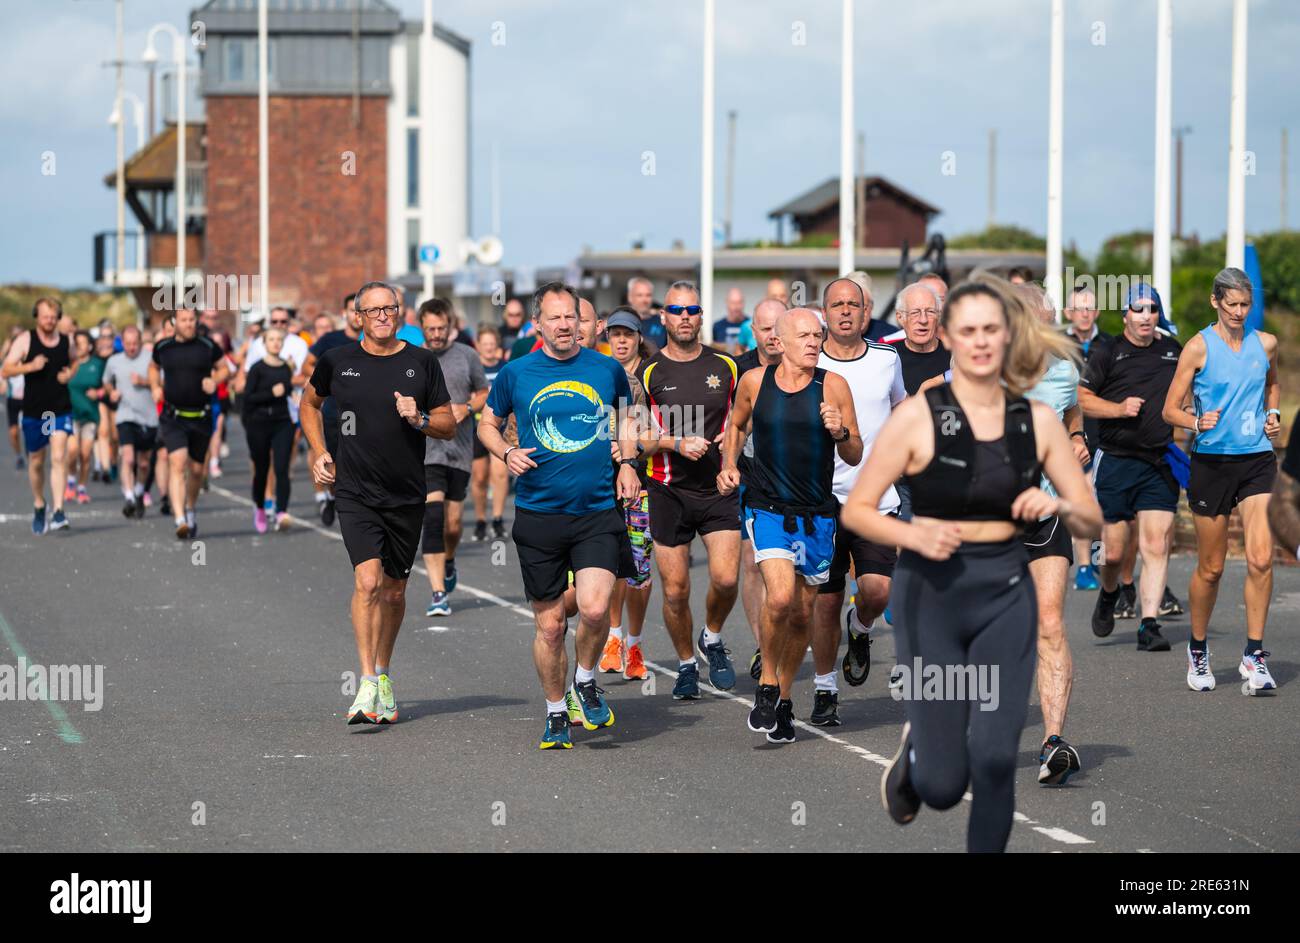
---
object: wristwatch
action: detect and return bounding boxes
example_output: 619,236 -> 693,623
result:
417,411 -> 429,431
1069,430 -> 1087,440
619,457 -> 640,468
833,426 -> 851,443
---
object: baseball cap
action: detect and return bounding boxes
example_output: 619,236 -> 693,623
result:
605,311 -> 642,334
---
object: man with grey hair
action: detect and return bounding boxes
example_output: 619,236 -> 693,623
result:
885,281 -> 950,396
627,276 -> 666,351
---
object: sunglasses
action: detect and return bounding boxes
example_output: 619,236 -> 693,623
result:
664,304 -> 703,317
1128,304 -> 1157,314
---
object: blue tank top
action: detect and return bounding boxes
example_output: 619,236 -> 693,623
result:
745,365 -> 837,514
1192,325 -> 1270,455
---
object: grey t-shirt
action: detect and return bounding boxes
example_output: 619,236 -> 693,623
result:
103,349 -> 158,427
424,343 -> 487,472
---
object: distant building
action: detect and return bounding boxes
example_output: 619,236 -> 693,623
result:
767,176 -> 940,248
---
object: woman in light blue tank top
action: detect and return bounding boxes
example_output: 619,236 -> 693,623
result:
1161,267 -> 1281,694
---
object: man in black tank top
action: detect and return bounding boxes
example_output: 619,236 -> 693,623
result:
2,298 -> 75,534
720,309 -> 862,743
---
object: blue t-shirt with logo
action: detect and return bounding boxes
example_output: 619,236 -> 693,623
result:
486,347 -> 633,515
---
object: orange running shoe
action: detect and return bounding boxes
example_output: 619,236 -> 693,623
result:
600,635 -> 624,673
624,643 -> 648,681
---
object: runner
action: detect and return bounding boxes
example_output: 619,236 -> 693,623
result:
239,306 -> 310,517
93,330 -> 120,488
720,308 -> 862,743
67,330 -> 105,504
627,276 -> 667,351
469,325 -> 509,542
1162,267 -> 1281,693
103,326 -> 157,518
242,327 -> 297,533
887,282 -> 951,396
302,280 -> 455,726
733,297 -> 786,679
1267,413 -> 1300,557
639,280 -> 741,697
810,279 -> 904,727
1078,286 -> 1182,651
2,297 -> 74,534
712,287 -> 749,355
477,281 -> 640,749
498,297 -> 528,354
1063,286 -> 1110,589
2,327 -> 24,469
844,277 -> 1101,852
149,308 -> 230,539
300,295 -> 362,526
418,299 -> 488,617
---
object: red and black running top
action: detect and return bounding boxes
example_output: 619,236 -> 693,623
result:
639,347 -> 738,494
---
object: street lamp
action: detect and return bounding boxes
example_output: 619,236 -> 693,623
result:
142,22 -> 187,305
108,91 -> 147,275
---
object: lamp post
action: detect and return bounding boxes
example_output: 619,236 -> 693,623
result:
108,91 -> 147,275
142,22 -> 187,306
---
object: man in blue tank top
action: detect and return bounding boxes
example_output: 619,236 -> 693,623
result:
719,309 -> 862,744
1162,267 -> 1281,694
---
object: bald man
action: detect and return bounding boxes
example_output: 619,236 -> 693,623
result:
720,308 -> 862,744
766,278 -> 790,307
713,287 -> 749,355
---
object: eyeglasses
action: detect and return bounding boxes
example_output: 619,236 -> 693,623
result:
359,305 -> 399,320
664,304 -> 703,317
270,319 -> 290,326
902,308 -> 939,320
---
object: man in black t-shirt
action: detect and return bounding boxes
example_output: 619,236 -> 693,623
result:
886,281 -> 951,395
301,281 -> 454,727
1267,415 -> 1300,560
149,308 -> 228,539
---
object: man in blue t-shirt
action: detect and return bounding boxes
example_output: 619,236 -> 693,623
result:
479,281 -> 642,750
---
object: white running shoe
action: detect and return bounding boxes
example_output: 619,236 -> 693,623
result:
1186,644 -> 1215,691
1239,651 -> 1276,695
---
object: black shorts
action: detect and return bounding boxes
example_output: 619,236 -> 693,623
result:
645,478 -> 740,547
1093,451 -> 1179,522
6,398 -> 21,428
159,409 -> 214,463
1021,514 -> 1074,564
116,421 -> 158,451
472,434 -> 489,460
425,463 -> 470,502
819,511 -> 898,594
1188,451 -> 1277,517
512,506 -> 636,602
336,496 -> 424,580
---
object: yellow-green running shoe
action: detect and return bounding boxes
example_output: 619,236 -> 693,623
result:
377,674 -> 398,724
565,689 -> 584,727
347,678 -> 379,725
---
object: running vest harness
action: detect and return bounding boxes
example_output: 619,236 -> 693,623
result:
744,365 -> 838,533
905,384 -> 1041,522
1192,325 -> 1270,455
21,329 -> 71,416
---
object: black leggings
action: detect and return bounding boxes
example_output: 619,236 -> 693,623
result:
245,417 -> 293,514
891,539 -> 1037,853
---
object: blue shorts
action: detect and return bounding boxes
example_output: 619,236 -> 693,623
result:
1093,450 -> 1179,523
743,506 -> 836,585
21,412 -> 73,453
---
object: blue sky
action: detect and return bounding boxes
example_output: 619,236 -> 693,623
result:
1,0 -> 1295,288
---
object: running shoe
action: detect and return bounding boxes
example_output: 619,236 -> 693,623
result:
159,494 -> 171,517
623,642 -> 647,681
491,517 -> 506,540
748,647 -> 762,681
767,699 -> 796,744
1186,644 -> 1215,691
570,679 -> 614,730
175,520 -> 190,540
49,509 -> 68,532
696,630 -> 736,690
842,610 -> 872,687
1115,583 -> 1138,620
15,455 -> 25,470
185,510 -> 198,539
444,559 -> 458,593
599,635 -> 625,673
1091,587 -> 1118,638
275,512 -> 290,532
376,673 -> 398,724
1074,564 -> 1099,590
76,485 -> 89,505
1038,735 -> 1082,786
881,721 -> 920,825
320,498 -> 336,527
122,498 -> 136,518
1136,619 -> 1171,652
1239,651 -> 1276,694
747,684 -> 779,733
888,666 -> 905,691
254,508 -> 268,534
31,505 -> 46,536
142,491 -> 152,508
539,711 -> 572,750
809,690 -> 841,727
64,482 -> 76,501
672,662 -> 701,700
473,520 -> 487,542
346,678 -> 379,725
426,591 -> 450,617
883,606 -> 894,626
565,688 -> 584,726
133,496 -> 146,519
1159,587 -> 1184,617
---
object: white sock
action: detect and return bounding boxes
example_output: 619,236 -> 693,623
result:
123,487 -> 134,501
609,624 -> 623,641
847,609 -> 873,638
133,483 -> 144,497
814,671 -> 838,693
702,628 -> 722,646
546,698 -> 567,714
574,664 -> 596,685
185,508 -> 196,526
314,491 -> 326,503
628,634 -> 641,648
679,658 -> 697,670
376,665 -> 389,678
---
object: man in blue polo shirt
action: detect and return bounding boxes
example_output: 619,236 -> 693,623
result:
478,281 -> 642,750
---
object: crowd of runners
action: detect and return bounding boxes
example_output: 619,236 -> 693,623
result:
3,265 -> 1297,852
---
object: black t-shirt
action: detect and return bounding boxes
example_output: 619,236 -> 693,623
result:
1283,414 -> 1300,480
310,341 -> 450,507
640,346 -> 738,494
243,360 -> 293,423
309,329 -> 357,359
889,340 -> 951,395
733,348 -> 762,377
152,335 -> 223,410
1080,332 -> 1182,464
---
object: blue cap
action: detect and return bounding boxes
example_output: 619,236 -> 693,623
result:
1126,282 -> 1176,334
605,311 -> 642,334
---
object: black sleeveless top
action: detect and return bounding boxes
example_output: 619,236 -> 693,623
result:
904,384 -> 1041,522
745,366 -> 838,523
22,329 -> 72,416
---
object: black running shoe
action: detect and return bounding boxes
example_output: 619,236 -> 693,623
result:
133,496 -> 146,519
672,662 -> 701,700
766,699 -> 796,744
160,495 -> 172,517
747,683 -> 779,733
842,611 -> 872,687
491,517 -> 506,540
881,721 -> 921,825
809,690 -> 840,727
473,520 -> 487,542
320,498 -> 336,527
1038,735 -> 1082,786
1137,618 -> 1171,652
1114,582 -> 1137,619
122,499 -> 136,519
1159,586 -> 1184,617
748,647 -> 762,681
1091,587 -> 1118,638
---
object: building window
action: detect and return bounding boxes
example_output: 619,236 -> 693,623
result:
406,32 -> 419,117
223,37 -> 275,87
407,218 -> 420,273
225,38 -> 245,83
406,128 -> 419,208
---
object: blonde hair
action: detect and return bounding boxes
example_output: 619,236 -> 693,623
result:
944,273 -> 1079,396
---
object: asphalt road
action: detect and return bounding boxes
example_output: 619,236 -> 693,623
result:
1,423 -> 1296,853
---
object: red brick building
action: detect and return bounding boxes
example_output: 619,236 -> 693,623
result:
768,176 -> 939,249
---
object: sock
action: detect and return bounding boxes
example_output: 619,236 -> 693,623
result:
574,664 -> 596,685
702,628 -> 721,646
679,658 -> 697,670
263,498 -> 274,512
1189,637 -> 1207,652
1140,616 -> 1158,629
314,491 -> 326,503
1100,586 -> 1119,600
814,671 -> 838,693
608,624 -> 623,640
376,665 -> 389,678
627,633 -> 641,648
847,609 -> 872,638
361,674 -> 378,685
123,487 -> 134,501
1244,639 -> 1263,656
185,508 -> 196,527
546,698 -> 567,715
133,483 -> 144,497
